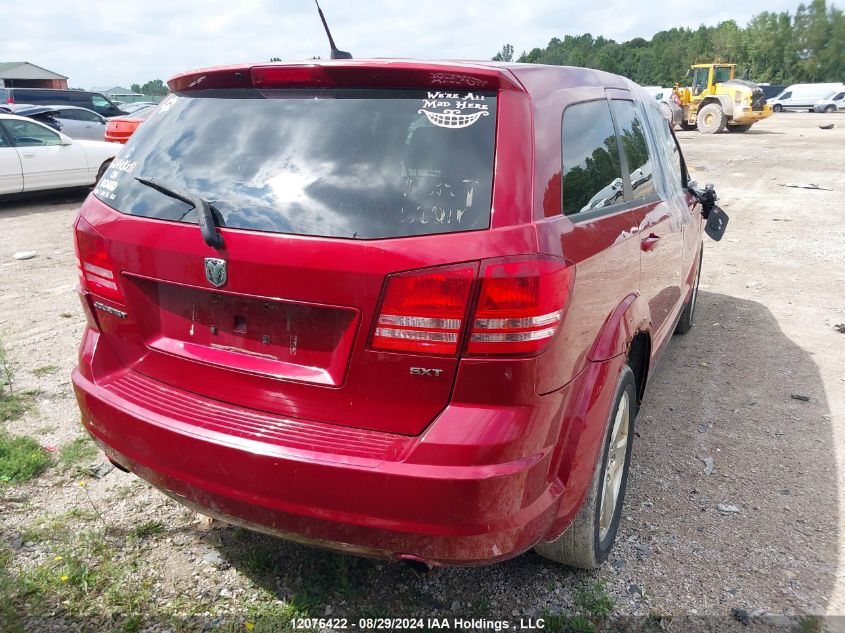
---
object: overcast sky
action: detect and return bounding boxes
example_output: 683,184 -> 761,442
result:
3,0 -> 808,89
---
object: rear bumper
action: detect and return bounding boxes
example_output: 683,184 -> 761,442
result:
72,333 -> 581,565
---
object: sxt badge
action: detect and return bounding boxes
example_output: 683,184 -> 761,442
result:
410,367 -> 443,377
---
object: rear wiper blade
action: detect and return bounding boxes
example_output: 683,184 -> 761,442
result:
135,177 -> 225,250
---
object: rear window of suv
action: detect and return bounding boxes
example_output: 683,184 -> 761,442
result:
95,88 -> 498,240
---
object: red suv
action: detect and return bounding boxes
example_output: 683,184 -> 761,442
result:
72,60 -> 716,568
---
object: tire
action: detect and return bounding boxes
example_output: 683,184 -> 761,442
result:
728,124 -> 752,133
534,366 -> 636,569
773,104 -> 783,113
675,248 -> 702,335
825,105 -> 836,113
95,159 -> 113,185
696,103 -> 727,134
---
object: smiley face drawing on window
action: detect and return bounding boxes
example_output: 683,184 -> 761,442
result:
418,91 -> 490,129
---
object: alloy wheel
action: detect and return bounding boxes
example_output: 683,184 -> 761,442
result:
598,391 -> 630,541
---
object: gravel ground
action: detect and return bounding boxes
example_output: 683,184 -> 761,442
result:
0,112 -> 843,632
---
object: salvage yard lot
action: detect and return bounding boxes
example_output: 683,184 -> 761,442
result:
0,112 -> 843,631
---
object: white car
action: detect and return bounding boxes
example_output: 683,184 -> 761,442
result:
814,90 -> 845,113
0,113 -> 120,195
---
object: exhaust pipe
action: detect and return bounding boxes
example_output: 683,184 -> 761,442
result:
107,456 -> 130,473
397,554 -> 433,575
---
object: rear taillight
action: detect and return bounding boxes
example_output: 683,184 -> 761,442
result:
74,216 -> 124,303
370,257 -> 573,358
466,257 -> 574,356
371,265 -> 476,355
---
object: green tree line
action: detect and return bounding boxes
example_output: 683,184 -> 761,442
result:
129,80 -> 168,97
494,0 -> 844,86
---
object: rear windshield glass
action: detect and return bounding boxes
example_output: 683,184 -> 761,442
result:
95,88 -> 498,240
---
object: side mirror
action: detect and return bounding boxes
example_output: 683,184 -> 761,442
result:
704,205 -> 729,241
59,134 -> 73,146
689,182 -> 729,241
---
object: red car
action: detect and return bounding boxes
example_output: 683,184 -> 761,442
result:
72,60 -> 723,568
104,105 -> 157,143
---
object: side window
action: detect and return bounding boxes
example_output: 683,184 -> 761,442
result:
3,119 -> 62,146
91,95 -> 110,110
713,67 -> 732,83
561,100 -> 624,215
780,92 -> 792,100
57,109 -> 79,120
835,92 -> 844,101
0,127 -> 9,148
76,109 -> 101,122
15,90 -> 39,103
692,69 -> 709,96
611,100 -> 655,200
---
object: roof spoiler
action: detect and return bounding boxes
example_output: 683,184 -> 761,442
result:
168,62 -> 525,93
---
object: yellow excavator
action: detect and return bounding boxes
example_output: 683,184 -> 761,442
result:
673,63 -> 772,134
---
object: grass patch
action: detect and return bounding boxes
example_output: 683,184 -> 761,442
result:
0,394 -> 33,423
58,436 -> 99,467
0,339 -> 38,422
32,365 -> 59,378
0,527 -> 156,631
129,521 -> 165,539
574,580 -> 614,619
798,616 -> 825,633
2,516 -> 322,632
544,580 -> 615,633
0,431 -> 51,484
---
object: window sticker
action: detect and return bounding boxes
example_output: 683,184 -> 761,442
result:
94,152 -> 136,202
158,94 -> 177,112
418,91 -> 490,129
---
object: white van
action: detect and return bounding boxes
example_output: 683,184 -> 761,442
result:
814,89 -> 845,113
768,83 -> 845,112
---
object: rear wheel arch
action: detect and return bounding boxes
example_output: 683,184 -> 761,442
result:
535,363 -> 637,568
587,294 -> 650,363
710,94 -> 735,116
626,332 -> 650,409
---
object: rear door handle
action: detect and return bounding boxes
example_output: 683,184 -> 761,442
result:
21,152 -> 36,158
641,233 -> 661,251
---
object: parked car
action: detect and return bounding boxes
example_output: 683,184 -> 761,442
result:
104,105 -> 157,143
2,104 -> 64,131
71,60 -> 721,569
767,83 -> 845,112
0,113 -> 119,195
1,88 -> 126,117
44,106 -> 109,141
814,90 -> 845,113
121,101 -> 158,114
4,105 -> 107,141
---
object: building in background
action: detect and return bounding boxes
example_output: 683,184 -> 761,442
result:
0,62 -> 68,88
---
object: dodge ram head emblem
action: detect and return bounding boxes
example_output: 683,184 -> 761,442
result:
204,258 -> 227,287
